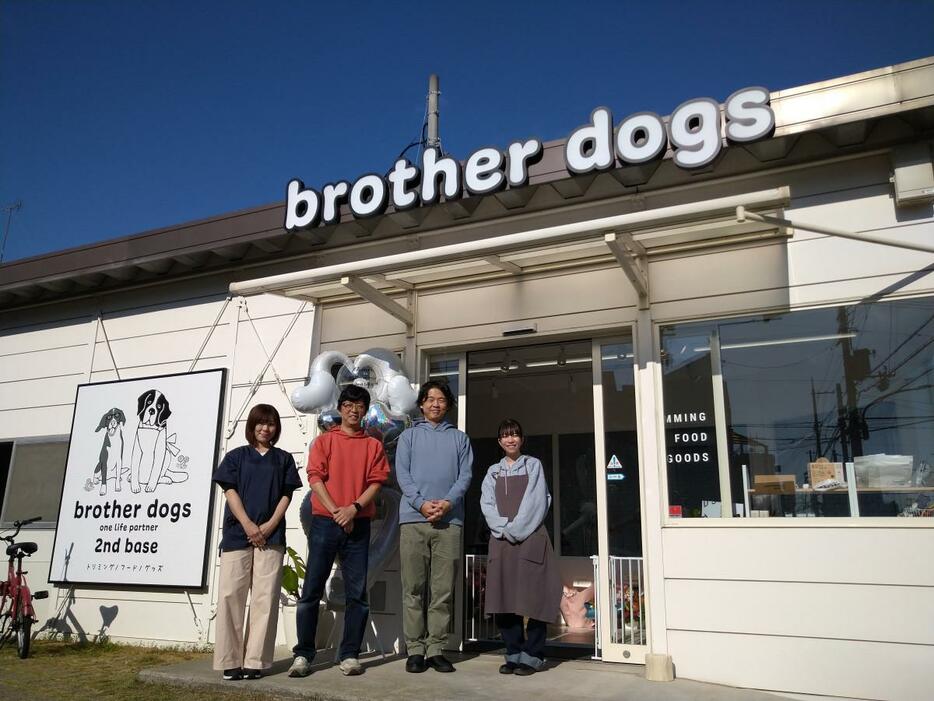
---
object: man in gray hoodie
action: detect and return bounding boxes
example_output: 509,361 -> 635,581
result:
396,380 -> 473,674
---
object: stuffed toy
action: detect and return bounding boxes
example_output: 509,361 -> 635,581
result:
559,584 -> 595,629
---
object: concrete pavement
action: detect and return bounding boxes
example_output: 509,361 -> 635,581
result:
138,646 -> 786,701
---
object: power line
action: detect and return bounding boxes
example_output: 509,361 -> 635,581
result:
0,200 -> 23,264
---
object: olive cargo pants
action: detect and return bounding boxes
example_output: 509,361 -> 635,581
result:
399,522 -> 461,658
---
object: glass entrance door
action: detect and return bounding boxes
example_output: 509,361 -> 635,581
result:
460,340 -> 598,653
428,334 -> 645,662
592,336 -> 646,663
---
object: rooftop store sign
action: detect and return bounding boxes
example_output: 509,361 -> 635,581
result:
284,87 -> 774,231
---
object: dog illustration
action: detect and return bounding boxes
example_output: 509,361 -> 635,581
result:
93,408 -> 126,496
128,389 -> 183,493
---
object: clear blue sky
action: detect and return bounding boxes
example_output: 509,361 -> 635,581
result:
1,0 -> 932,263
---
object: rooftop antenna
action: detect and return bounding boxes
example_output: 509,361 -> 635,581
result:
0,200 -> 22,264
426,74 -> 440,151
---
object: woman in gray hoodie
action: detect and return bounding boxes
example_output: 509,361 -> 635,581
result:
481,418 -> 562,676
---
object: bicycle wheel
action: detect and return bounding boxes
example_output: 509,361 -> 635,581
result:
15,606 -> 31,659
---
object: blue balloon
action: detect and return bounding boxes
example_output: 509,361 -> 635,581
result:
316,409 -> 341,432
362,400 -> 410,464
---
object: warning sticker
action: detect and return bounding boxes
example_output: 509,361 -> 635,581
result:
606,454 -> 623,470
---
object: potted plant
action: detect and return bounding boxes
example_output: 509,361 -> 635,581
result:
282,546 -> 306,600
280,546 -> 306,646
616,583 -> 643,644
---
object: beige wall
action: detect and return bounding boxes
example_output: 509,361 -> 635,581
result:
662,527 -> 934,700
0,275 -> 315,647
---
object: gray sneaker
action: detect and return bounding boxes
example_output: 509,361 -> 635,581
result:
339,657 -> 363,676
288,655 -> 312,677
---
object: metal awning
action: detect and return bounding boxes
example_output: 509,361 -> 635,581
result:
230,186 -> 792,318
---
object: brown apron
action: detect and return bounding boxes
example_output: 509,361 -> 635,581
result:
484,472 -> 562,623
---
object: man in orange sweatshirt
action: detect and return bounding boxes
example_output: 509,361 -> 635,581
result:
288,385 -> 390,678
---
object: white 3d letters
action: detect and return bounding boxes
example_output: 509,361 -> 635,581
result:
565,108 -> 615,174
284,87 -> 773,231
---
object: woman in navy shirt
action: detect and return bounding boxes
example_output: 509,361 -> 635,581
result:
212,404 -> 303,680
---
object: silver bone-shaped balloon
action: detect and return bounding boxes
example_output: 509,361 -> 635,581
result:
290,350 -> 417,415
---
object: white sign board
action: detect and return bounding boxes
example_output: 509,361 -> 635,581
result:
50,369 -> 226,588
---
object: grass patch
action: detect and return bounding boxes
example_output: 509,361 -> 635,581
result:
0,640 -> 277,701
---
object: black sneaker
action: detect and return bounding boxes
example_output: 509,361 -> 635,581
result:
499,662 -> 518,674
405,654 -> 426,673
222,668 -> 242,681
426,655 -> 455,673
242,668 -> 261,679
514,663 -> 536,676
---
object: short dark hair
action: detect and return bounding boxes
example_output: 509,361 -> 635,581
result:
245,404 -> 282,446
417,380 -> 456,411
497,418 -> 523,438
338,385 -> 371,411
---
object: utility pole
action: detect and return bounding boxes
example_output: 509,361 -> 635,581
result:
426,74 -> 440,150
810,378 -> 822,457
837,307 -> 864,458
0,200 -> 22,264
835,382 -> 849,463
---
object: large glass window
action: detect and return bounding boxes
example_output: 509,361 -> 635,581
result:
427,355 -> 460,428
661,297 -> 934,518
2,438 -> 68,523
0,442 -> 12,511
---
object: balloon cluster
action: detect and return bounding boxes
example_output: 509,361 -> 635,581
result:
291,348 -> 417,444
292,347 -> 418,601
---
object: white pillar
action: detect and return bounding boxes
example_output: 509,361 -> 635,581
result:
635,308 -> 671,661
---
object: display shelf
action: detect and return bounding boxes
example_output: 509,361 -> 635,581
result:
741,463 -> 932,518
747,487 -> 843,495
848,486 -> 934,493
746,486 -> 934,495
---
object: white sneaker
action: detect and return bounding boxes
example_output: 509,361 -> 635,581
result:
339,657 -> 363,676
288,655 -> 312,677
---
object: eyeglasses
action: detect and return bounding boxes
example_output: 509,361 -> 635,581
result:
340,401 -> 367,411
422,397 -> 448,406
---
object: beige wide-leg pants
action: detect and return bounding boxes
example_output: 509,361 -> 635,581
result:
213,545 -> 285,670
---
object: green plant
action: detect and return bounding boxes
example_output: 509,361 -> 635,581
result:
281,546 -> 306,600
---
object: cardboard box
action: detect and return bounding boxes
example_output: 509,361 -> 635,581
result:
753,474 -> 796,494
808,458 -> 843,486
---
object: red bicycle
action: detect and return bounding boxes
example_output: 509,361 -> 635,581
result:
0,516 -> 48,658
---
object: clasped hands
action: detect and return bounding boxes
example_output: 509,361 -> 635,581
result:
419,499 -> 452,524
245,520 -> 275,549
332,505 -> 357,533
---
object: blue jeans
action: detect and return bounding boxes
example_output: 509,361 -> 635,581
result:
496,613 -> 547,669
293,516 -> 370,662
